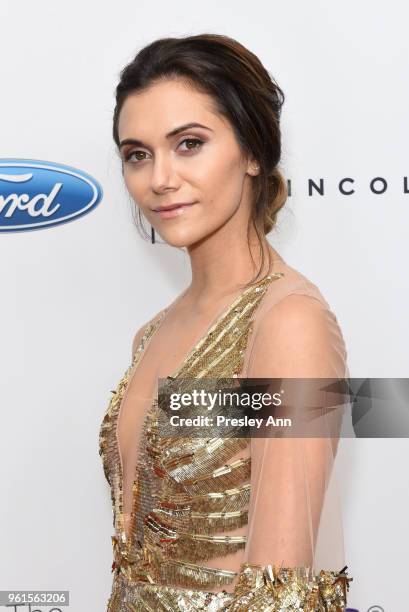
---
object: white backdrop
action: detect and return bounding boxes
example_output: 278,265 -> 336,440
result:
1,1 -> 408,610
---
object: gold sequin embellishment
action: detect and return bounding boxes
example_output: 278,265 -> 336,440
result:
99,272 -> 353,609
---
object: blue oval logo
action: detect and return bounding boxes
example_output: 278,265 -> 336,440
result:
0,159 -> 103,232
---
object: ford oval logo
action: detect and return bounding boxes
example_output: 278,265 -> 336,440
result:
0,159 -> 103,232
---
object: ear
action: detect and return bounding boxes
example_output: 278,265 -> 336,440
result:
246,157 -> 260,177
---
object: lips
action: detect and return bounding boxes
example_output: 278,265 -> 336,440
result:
153,202 -> 196,220
154,202 -> 195,212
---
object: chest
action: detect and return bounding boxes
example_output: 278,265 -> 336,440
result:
99,274 -> 282,487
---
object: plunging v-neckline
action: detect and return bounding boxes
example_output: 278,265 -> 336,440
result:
114,272 -> 281,544
131,273 -> 278,382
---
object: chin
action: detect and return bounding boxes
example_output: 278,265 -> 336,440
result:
158,229 -> 208,249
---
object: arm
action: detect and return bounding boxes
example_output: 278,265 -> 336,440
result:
228,294 -> 352,611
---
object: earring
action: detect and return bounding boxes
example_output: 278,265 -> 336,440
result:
151,225 -> 156,244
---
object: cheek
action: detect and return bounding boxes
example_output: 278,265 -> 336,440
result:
123,170 -> 146,200
192,149 -> 245,213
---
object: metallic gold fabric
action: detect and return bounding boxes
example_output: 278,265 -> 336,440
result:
99,272 -> 353,610
226,563 -> 352,611
107,572 -> 235,611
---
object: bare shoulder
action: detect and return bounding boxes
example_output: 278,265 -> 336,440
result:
129,286 -> 189,359
263,291 -> 329,327
131,308 -> 166,359
259,292 -> 334,349
249,292 -> 347,378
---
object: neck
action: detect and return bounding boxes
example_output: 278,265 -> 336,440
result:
185,229 -> 282,302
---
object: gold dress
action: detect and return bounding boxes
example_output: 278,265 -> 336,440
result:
99,255 -> 353,611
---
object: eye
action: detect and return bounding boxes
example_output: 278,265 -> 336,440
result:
123,149 -> 149,163
178,137 -> 204,152
123,137 -> 204,164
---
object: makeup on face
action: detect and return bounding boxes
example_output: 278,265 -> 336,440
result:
153,202 -> 197,219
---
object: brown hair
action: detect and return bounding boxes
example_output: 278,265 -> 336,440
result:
113,33 -> 287,287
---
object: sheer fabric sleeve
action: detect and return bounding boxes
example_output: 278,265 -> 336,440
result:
228,293 -> 353,611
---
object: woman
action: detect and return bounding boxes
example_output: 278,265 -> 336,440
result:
99,33 -> 353,610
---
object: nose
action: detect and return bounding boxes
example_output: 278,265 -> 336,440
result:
150,151 -> 180,194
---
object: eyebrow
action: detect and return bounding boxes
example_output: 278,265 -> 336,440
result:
118,122 -> 213,149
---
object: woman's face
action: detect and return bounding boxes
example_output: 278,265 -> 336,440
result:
117,78 -> 259,248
